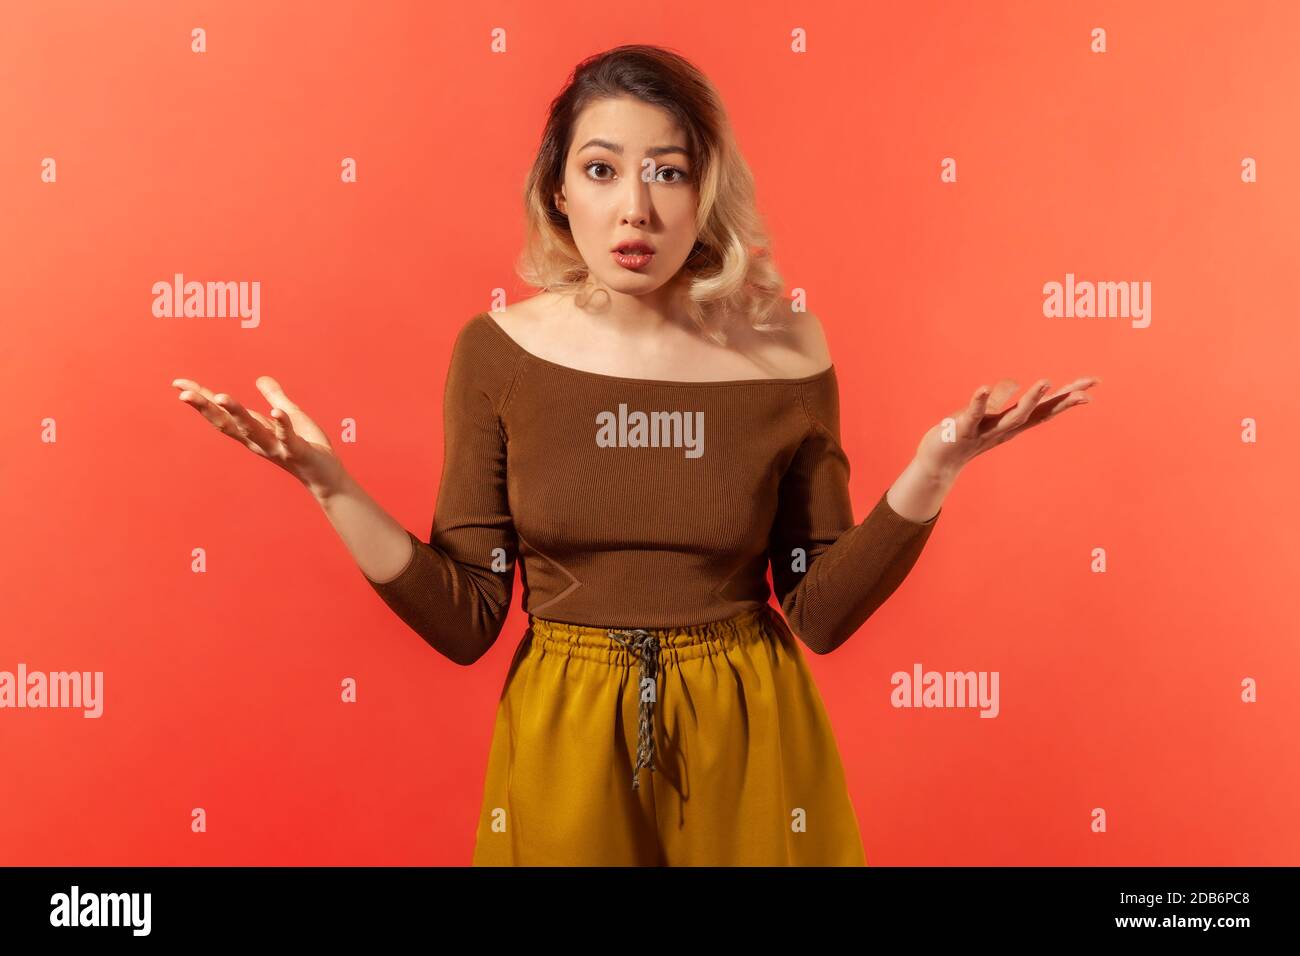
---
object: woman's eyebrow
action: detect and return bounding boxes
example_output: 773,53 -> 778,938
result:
577,138 -> 690,159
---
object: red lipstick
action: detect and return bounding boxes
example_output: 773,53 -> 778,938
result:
612,239 -> 655,270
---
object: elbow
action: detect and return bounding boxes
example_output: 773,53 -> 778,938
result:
779,606 -> 848,657
426,634 -> 483,665
780,584 -> 900,656
453,652 -> 486,667
422,609 -> 509,667
415,627 -> 496,667
802,629 -> 848,657
782,598 -> 877,656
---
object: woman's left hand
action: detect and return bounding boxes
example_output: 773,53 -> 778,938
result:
915,376 -> 1101,480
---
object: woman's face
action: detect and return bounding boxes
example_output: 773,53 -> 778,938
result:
555,95 -> 699,298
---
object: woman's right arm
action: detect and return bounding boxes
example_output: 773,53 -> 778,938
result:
314,455 -> 515,668
173,315 -> 523,667
312,471 -> 426,609
325,318 -> 524,666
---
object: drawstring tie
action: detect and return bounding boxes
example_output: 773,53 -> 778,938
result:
607,627 -> 659,791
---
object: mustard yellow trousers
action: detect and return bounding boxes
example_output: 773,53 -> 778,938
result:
472,603 -> 867,866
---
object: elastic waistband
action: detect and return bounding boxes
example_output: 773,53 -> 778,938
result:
526,604 -> 774,666
525,604 -> 778,793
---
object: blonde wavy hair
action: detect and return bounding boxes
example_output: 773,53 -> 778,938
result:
515,44 -> 792,346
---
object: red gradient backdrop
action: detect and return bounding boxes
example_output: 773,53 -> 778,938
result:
2,0 -> 1298,865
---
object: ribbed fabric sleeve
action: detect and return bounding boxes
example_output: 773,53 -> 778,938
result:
767,368 -> 941,655
362,318 -> 523,665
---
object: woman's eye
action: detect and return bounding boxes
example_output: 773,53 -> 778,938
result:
583,161 -> 689,183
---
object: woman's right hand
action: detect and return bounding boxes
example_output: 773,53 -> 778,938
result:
171,375 -> 347,500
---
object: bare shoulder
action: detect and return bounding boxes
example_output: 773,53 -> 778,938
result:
727,306 -> 833,378
785,309 -> 832,372
481,293 -> 556,350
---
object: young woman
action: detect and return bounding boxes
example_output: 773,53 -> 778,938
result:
172,45 -> 1098,866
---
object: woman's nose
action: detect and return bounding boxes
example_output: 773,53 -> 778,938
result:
621,179 -> 652,222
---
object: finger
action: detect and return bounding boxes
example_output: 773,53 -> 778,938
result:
267,406 -> 311,459
1005,388 -> 1092,437
255,375 -> 303,414
212,393 -> 281,456
176,390 -> 270,455
1034,389 -> 1092,422
174,380 -> 239,428
172,378 -> 224,406
249,407 -> 308,461
1044,376 -> 1101,402
959,384 -> 992,438
246,408 -> 277,433
986,378 -> 1021,414
988,378 -> 1051,435
175,390 -> 241,434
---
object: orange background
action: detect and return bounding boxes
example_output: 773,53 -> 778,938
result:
2,0 -> 1297,865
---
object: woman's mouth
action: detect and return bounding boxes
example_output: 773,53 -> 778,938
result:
612,241 -> 655,270
612,250 -> 654,269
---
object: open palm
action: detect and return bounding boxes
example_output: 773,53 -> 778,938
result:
916,376 -> 1101,479
171,374 -> 345,498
